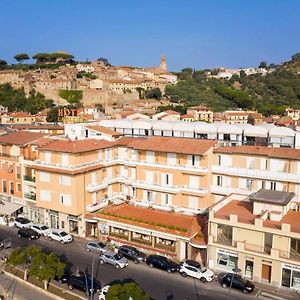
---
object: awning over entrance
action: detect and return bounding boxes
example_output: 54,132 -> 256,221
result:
0,200 -> 22,215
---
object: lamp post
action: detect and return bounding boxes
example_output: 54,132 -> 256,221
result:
227,266 -> 241,300
90,255 -> 96,300
75,267 -> 88,299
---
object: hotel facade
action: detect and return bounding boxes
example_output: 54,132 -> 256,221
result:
1,127 -> 300,290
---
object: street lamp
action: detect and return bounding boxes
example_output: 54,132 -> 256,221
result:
227,266 -> 241,300
75,267 -> 88,299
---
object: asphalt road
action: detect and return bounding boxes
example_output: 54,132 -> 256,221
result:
0,225 -> 258,300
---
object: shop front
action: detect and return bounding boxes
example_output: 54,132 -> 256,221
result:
281,263 -> 300,290
216,248 -> 238,272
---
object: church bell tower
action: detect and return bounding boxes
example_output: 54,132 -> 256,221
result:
160,54 -> 167,72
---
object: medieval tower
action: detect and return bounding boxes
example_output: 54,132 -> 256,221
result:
160,54 -> 167,72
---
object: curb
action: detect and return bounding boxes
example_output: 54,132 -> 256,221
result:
3,270 -> 86,300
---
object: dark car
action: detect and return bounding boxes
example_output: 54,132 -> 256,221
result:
68,274 -> 101,295
146,254 -> 179,273
219,273 -> 255,294
55,267 -> 72,284
118,245 -> 146,264
17,228 -> 40,240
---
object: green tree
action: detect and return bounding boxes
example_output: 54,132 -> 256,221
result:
145,88 -> 162,100
259,61 -> 268,69
14,53 -> 30,63
0,60 -> 7,69
32,53 -> 52,64
106,282 -> 150,300
97,57 -> 111,66
136,87 -> 145,99
30,252 -> 64,290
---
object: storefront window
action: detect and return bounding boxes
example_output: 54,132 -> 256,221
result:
245,260 -> 254,279
282,266 -> 300,289
217,251 -> 238,272
292,271 -> 300,289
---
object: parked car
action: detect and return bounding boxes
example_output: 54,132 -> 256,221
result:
48,230 -> 72,244
118,245 -> 146,264
54,266 -> 72,284
146,255 -> 179,273
218,273 -> 255,294
14,217 -> 33,228
99,251 -> 128,269
86,241 -> 108,253
68,274 -> 101,295
179,261 -> 214,282
31,224 -> 51,237
17,228 -> 40,240
99,285 -> 110,300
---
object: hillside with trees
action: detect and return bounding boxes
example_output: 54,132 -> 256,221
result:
0,84 -> 53,114
165,53 -> 300,116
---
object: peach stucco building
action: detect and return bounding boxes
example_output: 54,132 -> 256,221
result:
208,190 -> 300,290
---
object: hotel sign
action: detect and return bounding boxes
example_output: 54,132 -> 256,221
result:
57,108 -> 85,123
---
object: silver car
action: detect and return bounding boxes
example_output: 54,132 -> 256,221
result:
99,251 -> 128,269
86,241 -> 108,253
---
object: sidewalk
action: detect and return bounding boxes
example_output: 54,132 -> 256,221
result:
253,281 -> 300,299
0,270 -> 56,300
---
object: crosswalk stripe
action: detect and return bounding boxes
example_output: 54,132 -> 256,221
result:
258,292 -> 288,300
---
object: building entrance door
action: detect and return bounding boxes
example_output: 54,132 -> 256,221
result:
262,264 -> 271,282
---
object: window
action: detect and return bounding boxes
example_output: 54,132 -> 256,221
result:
162,193 -> 171,206
59,175 -> 71,186
61,221 -> 65,229
60,194 -> 71,206
187,155 -> 199,167
61,153 -> 69,166
188,196 -> 199,209
17,184 -> 21,192
217,176 -> 223,187
45,152 -> 52,163
40,172 -> 50,182
40,190 -> 51,202
91,172 -> 97,185
246,179 -> 253,190
189,176 -> 199,189
167,153 -> 176,166
270,181 -> 277,191
2,180 -> 7,193
146,151 -> 155,163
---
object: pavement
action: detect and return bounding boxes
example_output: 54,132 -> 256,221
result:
0,225 -> 299,300
0,261 -> 56,300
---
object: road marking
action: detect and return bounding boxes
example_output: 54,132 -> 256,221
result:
257,291 -> 290,300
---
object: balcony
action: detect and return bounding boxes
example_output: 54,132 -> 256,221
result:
24,193 -> 36,201
212,165 -> 300,184
279,248 -> 300,262
23,175 -> 36,183
213,235 -> 236,247
86,199 -> 109,212
132,181 -> 178,194
179,185 -> 208,195
244,243 -> 271,255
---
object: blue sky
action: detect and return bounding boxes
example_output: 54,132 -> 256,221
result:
1,0 -> 300,71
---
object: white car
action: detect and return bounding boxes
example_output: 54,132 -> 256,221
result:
99,285 -> 110,300
179,261 -> 214,283
48,230 -> 73,244
14,217 -> 33,228
31,224 -> 51,236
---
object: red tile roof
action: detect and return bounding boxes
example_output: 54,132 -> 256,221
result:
91,203 -> 203,238
214,145 -> 300,160
0,131 -> 47,146
38,139 -> 113,153
116,136 -> 215,155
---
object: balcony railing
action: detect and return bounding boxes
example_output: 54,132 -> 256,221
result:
86,199 -> 109,212
154,243 -> 176,253
23,175 -> 36,182
24,193 -> 36,200
279,249 -> 300,262
213,235 -> 236,247
244,243 -> 271,255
